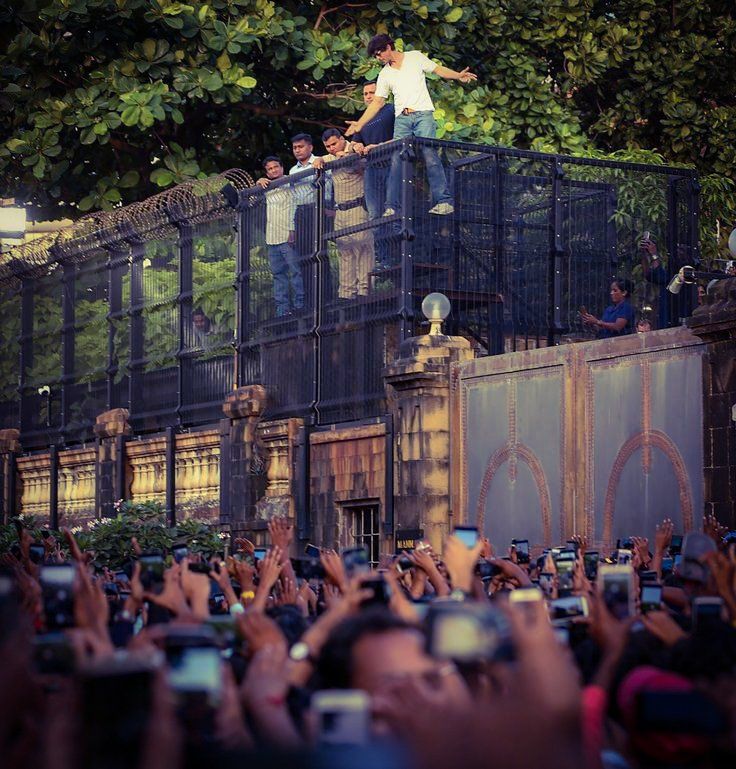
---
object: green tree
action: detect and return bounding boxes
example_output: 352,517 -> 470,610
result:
1,0 -> 734,253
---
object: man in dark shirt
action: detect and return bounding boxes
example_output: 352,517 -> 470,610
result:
350,82 -> 394,221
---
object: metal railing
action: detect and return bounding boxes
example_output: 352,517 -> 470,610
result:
0,139 -> 698,447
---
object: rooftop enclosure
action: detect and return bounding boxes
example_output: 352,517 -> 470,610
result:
0,139 -> 698,449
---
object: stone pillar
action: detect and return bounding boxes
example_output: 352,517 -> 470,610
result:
687,278 -> 736,528
0,429 -> 21,523
384,332 -> 473,551
222,385 -> 268,535
94,408 -> 131,518
255,417 -> 304,522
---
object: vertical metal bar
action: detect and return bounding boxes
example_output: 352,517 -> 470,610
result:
312,171 -> 325,424
177,219 -> 193,426
7,452 -> 16,520
19,279 -> 34,437
165,426 -> 175,526
399,138 -> 417,341
49,444 -> 59,529
295,422 -> 311,541
106,249 -> 124,410
690,175 -> 701,265
219,418 -> 230,528
383,413 -> 394,535
128,235 -> 145,419
235,207 -> 249,389
549,158 -> 565,346
114,433 -> 126,502
491,154 -> 505,354
60,263 -> 75,441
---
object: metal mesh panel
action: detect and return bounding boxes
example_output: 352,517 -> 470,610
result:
0,285 -> 21,428
22,269 -> 63,444
238,172 -> 317,418
130,235 -> 179,429
180,214 -> 237,423
315,142 -> 403,424
65,253 -> 109,442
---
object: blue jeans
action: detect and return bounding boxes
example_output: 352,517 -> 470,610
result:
385,111 -> 452,211
267,242 -> 304,317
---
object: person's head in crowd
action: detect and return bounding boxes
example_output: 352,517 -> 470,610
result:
192,307 -> 211,333
616,666 -> 715,765
610,277 -> 633,306
366,33 -> 395,60
697,283 -> 707,305
291,133 -> 313,164
262,155 -> 285,180
317,608 -> 469,705
363,81 -> 377,105
678,532 -> 716,597
321,128 -> 347,156
636,317 -> 652,333
725,260 -> 736,276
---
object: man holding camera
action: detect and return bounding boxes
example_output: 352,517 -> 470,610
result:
640,233 -> 695,327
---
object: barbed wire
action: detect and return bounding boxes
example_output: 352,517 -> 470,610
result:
0,169 -> 254,287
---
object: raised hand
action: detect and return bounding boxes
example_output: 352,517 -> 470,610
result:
237,611 -> 287,656
444,535 -> 484,593
631,536 -> 650,569
146,562 -> 191,617
179,558 -> 211,619
640,610 -> 687,646
654,518 -> 674,554
571,534 -> 588,556
252,547 -> 285,612
267,517 -> 294,557
457,67 -> 478,83
320,548 -> 347,592
234,537 -> 255,557
409,548 -> 450,597
704,513 -> 728,545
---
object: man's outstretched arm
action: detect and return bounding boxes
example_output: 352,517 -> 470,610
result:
433,65 -> 477,83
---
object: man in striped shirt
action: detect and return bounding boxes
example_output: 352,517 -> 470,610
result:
256,156 -> 304,317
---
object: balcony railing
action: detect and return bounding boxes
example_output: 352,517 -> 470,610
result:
0,139 -> 699,448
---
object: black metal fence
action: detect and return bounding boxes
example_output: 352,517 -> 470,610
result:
0,140 -> 698,448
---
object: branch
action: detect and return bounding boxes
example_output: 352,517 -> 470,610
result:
314,3 -> 371,30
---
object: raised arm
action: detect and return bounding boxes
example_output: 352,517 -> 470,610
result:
433,65 -> 477,83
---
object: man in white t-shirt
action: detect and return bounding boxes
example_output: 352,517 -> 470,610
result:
346,34 -> 477,216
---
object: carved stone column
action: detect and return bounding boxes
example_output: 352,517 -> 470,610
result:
221,385 -> 268,535
687,278 -> 736,528
94,408 -> 131,518
255,417 -> 303,522
0,428 -> 20,523
384,331 -> 473,552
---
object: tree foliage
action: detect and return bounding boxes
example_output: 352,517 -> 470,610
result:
1,0 -> 734,253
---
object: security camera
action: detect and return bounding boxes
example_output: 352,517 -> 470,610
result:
38,385 -> 50,396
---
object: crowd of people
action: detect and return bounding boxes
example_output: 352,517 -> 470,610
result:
2,512 -> 736,769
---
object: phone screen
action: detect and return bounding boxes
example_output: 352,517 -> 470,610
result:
40,564 -> 75,631
583,551 -> 599,580
168,647 -> 222,697
313,690 -> 370,746
454,526 -> 479,548
601,566 -> 633,620
640,584 -> 663,613
512,539 -> 530,563
253,547 -> 268,562
305,544 -> 320,558
342,547 -> 370,576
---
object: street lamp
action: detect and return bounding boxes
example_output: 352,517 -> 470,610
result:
421,292 -> 451,335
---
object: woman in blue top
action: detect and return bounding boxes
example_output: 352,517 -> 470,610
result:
580,278 -> 635,338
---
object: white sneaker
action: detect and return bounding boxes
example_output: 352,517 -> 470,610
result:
382,207 -> 396,217
428,202 -> 454,215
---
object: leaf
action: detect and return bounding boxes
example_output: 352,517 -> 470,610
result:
150,168 -> 175,186
142,38 -> 157,60
118,170 -> 140,187
236,75 -> 256,89
445,7 -> 463,23
6,138 -> 26,152
120,105 -> 141,126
